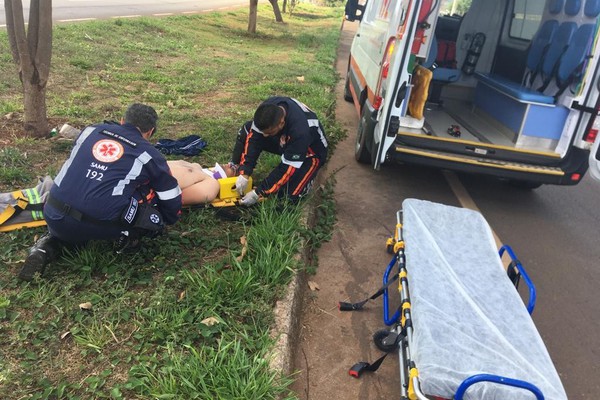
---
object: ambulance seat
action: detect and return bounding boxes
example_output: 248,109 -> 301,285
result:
423,36 -> 461,104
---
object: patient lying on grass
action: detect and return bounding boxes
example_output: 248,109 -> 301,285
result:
167,160 -> 236,206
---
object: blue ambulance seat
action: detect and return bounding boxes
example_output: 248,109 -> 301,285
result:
525,20 -> 558,82
565,0 -> 582,15
475,21 -> 578,104
556,24 -> 596,87
548,0 -> 565,14
475,74 -> 555,104
421,36 -> 461,104
423,36 -> 461,84
539,22 -> 577,84
585,0 -> 600,16
473,22 -> 594,141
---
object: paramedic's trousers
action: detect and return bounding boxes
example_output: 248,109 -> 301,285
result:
44,201 -> 123,244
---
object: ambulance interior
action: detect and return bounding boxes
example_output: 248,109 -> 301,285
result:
407,0 -> 599,155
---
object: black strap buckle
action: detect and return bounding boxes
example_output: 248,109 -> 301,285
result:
61,203 -> 71,214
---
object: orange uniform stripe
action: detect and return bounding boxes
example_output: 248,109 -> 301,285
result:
239,130 -> 254,171
293,158 -> 320,196
264,165 -> 296,195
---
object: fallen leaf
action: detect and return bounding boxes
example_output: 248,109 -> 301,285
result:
60,331 -> 71,340
177,290 -> 186,302
308,281 -> 320,291
236,235 -> 248,262
200,317 -> 220,326
79,302 -> 93,311
296,76 -> 305,82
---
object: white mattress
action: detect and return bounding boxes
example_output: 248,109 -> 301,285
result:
402,199 -> 567,400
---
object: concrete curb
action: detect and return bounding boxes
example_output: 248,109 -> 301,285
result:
269,179 -> 323,379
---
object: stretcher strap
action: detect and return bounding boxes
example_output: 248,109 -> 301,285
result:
338,273 -> 398,311
348,354 -> 388,378
0,191 -> 31,225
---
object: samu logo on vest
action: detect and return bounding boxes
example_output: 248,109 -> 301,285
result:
92,139 -> 124,163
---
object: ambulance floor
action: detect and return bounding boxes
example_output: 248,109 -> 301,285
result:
423,99 -> 516,146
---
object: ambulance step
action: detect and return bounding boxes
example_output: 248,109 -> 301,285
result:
394,145 -> 564,176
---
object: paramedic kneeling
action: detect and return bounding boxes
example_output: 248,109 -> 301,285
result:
230,97 -> 328,206
18,104 -> 182,281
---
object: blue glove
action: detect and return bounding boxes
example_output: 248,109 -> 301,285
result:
240,190 -> 259,206
235,174 -> 250,196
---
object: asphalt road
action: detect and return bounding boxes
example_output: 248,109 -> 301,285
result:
291,20 -> 600,400
0,0 -> 248,26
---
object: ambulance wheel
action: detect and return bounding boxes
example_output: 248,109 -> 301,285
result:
355,112 -> 372,163
344,75 -> 353,103
373,329 -> 398,353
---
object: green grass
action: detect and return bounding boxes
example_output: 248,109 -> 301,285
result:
0,3 -> 345,399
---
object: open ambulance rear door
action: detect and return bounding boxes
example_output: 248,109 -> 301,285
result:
371,0 -> 425,169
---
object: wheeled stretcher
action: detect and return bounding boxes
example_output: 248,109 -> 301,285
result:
378,199 -> 567,400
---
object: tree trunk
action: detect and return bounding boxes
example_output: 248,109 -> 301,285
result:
5,0 -> 53,138
282,0 -> 287,14
248,0 -> 258,33
269,0 -> 284,22
23,81 -> 48,136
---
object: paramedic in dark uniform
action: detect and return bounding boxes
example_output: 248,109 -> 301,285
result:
18,104 -> 182,281
230,96 -> 328,206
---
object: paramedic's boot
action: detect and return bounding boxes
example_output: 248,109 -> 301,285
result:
18,233 -> 63,281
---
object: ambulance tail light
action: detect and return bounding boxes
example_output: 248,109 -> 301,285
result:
374,37 -> 396,110
584,128 -> 598,143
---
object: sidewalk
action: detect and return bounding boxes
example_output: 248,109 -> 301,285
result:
289,20 -> 405,399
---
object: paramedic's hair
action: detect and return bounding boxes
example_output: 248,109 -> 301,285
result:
125,103 -> 158,133
253,103 -> 284,131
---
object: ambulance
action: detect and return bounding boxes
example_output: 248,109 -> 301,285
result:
344,0 -> 600,187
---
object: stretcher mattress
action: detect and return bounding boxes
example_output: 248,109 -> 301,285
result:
402,199 -> 567,400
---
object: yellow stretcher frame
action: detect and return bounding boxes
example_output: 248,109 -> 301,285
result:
208,176 -> 257,208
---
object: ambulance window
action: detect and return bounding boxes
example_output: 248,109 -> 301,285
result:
363,0 -> 392,22
510,0 -> 544,40
440,0 -> 472,17
362,0 -> 380,22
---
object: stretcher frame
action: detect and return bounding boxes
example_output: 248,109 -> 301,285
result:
378,200 -> 566,400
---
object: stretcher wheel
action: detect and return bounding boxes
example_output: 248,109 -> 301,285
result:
373,329 -> 398,353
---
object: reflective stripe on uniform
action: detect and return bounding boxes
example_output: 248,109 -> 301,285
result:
156,186 -> 182,201
240,129 -> 253,169
112,151 -> 153,196
308,119 -> 328,148
24,188 -> 43,220
293,157 -> 320,196
264,165 -> 296,195
281,154 -> 303,169
290,98 -> 312,113
250,121 -> 263,134
54,126 -> 95,187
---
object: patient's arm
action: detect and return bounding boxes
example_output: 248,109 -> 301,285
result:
167,160 -> 220,205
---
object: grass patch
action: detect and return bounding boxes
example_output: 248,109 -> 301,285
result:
0,3 -> 345,398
